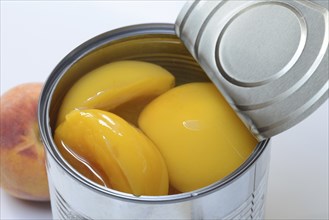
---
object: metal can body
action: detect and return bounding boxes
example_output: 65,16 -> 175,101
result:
39,24 -> 271,219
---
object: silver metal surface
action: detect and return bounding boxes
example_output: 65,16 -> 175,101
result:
46,140 -> 270,220
38,24 -> 271,219
176,0 -> 329,140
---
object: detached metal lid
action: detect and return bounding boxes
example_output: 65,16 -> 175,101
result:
175,0 -> 329,140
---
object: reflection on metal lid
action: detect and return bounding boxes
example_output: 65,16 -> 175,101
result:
175,0 -> 329,140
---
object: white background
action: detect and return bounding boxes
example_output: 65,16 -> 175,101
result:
1,1 -> 328,219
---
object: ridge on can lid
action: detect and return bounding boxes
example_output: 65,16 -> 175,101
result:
175,0 -> 329,140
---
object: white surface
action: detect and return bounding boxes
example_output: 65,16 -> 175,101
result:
1,1 -> 328,219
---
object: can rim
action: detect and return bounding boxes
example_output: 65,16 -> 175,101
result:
38,23 -> 270,204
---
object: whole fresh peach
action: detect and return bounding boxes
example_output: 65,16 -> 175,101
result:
0,83 -> 49,201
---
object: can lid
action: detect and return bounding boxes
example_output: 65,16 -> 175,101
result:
175,0 -> 329,140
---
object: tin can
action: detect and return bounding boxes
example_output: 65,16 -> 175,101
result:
39,23 -> 271,219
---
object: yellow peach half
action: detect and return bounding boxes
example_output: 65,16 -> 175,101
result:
54,109 -> 169,196
56,61 -> 175,126
138,82 -> 257,192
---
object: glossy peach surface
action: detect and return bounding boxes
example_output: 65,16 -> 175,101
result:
57,60 -> 175,125
139,83 -> 257,192
55,109 -> 169,196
